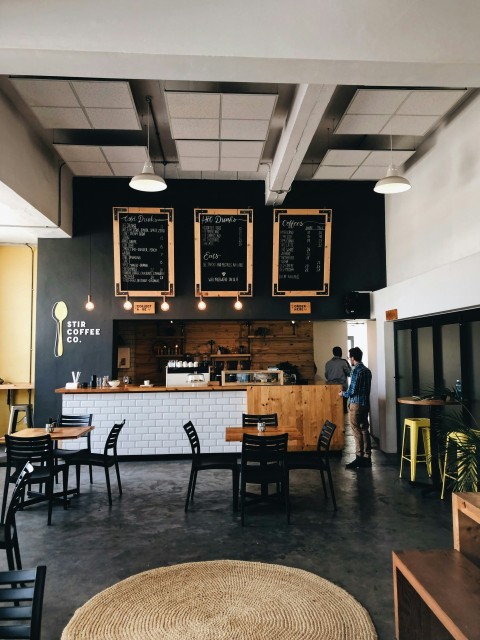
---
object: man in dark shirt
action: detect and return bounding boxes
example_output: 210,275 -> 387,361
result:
325,346 -> 351,390
340,346 -> 372,469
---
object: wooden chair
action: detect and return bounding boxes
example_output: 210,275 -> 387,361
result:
242,413 -> 278,427
0,565 -> 47,640
287,420 -> 337,510
54,414 -> 93,490
240,432 -> 289,525
1,435 -> 68,526
0,462 -> 34,570
183,421 -> 240,512
65,420 -> 125,505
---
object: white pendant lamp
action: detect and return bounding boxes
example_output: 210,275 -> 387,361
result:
129,96 -> 167,193
374,134 -> 411,194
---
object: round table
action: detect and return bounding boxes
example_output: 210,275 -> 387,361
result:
397,396 -> 459,491
62,560 -> 377,640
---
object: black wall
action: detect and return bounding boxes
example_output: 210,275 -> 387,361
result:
35,177 -> 385,424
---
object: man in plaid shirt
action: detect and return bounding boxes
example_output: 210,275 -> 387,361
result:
340,346 -> 372,469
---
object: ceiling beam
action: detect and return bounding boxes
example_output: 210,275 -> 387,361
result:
265,84 -> 335,205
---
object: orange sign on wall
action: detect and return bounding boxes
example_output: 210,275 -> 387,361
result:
386,308 -> 398,321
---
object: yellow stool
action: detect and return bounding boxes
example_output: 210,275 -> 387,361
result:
441,431 -> 478,499
399,418 -> 431,482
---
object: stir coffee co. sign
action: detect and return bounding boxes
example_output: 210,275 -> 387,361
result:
51,301 -> 101,357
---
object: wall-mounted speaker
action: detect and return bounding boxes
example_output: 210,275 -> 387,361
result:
345,291 -> 371,319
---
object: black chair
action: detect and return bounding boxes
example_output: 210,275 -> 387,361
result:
1,435 -> 68,526
54,414 -> 93,490
242,413 -> 278,427
182,421 -> 240,512
0,565 -> 46,640
0,462 -> 34,570
65,420 -> 125,505
287,420 -> 337,511
240,432 -> 289,525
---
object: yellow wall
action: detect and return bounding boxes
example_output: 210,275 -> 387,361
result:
0,245 -> 36,433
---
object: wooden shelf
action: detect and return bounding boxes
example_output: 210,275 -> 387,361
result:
247,335 -> 297,340
211,354 -> 251,359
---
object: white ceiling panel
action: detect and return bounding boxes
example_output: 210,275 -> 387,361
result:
110,162 -> 149,176
347,89 -> 410,115
397,90 -> 467,115
85,108 -> 141,130
53,144 -> 104,162
221,94 -> 277,120
220,119 -> 269,140
176,140 -> 220,157
68,162 -> 113,176
321,149 -> 370,165
335,114 -> 390,135
11,79 -> 80,107
72,81 -> 135,109
380,114 -> 439,136
220,157 -> 259,171
312,166 -> 355,180
350,166 -> 385,180
31,107 -> 91,129
221,141 -> 263,157
101,146 -> 148,162
170,118 -> 219,139
180,157 -> 219,171
364,150 -> 415,166
166,92 -> 221,119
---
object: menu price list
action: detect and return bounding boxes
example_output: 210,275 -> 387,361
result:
114,209 -> 173,294
273,209 -> 331,296
195,209 -> 253,295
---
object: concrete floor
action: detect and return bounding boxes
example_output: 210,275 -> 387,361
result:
1,424 -> 453,640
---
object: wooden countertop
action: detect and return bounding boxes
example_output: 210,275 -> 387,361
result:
55,385 -> 252,394
0,383 -> 34,390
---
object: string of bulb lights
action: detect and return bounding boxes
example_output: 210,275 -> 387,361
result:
118,293 -> 245,313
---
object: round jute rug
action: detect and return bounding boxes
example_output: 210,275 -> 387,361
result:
62,560 -> 377,640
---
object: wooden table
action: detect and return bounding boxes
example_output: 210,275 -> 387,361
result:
226,425 -> 303,449
0,383 -> 34,406
397,396 -> 458,492
0,426 -> 93,444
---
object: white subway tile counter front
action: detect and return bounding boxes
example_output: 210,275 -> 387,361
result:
55,387 -> 247,456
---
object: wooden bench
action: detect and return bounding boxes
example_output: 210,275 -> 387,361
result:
392,493 -> 480,640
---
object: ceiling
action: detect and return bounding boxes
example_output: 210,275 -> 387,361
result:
1,1 -> 479,244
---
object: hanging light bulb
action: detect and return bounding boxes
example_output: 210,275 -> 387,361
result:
85,294 -> 95,311
197,295 -> 207,311
129,96 -> 167,192
85,232 -> 94,310
123,295 -> 133,311
234,295 -> 243,311
160,296 -> 170,311
374,133 -> 411,194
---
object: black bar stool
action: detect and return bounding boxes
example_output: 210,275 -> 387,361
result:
8,404 -> 33,434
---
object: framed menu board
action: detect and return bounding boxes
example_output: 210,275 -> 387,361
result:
194,209 -> 253,297
272,209 -> 331,296
113,207 -> 174,297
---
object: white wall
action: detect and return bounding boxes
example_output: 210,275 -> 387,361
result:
0,88 -> 73,236
313,321 -> 350,382
372,93 -> 480,452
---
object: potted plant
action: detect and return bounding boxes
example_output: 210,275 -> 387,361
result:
435,397 -> 480,493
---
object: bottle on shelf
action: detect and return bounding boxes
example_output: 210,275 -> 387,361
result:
455,379 -> 462,400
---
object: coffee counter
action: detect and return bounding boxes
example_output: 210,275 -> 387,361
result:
55,384 -> 344,456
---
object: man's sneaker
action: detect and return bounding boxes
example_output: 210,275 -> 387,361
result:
345,457 -> 363,469
360,457 -> 372,467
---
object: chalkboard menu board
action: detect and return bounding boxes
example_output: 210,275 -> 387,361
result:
113,207 -> 174,297
194,209 -> 253,297
272,209 -> 331,296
